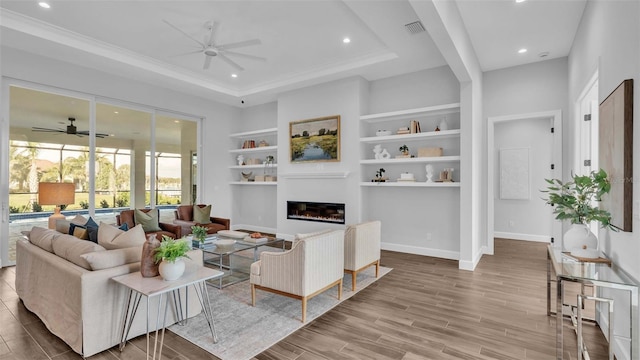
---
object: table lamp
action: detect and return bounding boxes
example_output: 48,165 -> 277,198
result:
38,182 -> 76,229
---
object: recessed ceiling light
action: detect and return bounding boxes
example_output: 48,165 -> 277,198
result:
515,0 -> 526,3
343,37 -> 351,44
114,111 -> 119,114
174,120 -> 180,123
518,48 -> 528,54
109,134 -> 115,137
231,73 -> 238,78
38,2 -> 51,9
539,51 -> 550,58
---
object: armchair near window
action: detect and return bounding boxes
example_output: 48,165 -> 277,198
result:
250,230 -> 344,322
344,220 -> 381,291
116,209 -> 181,240
173,204 -> 230,236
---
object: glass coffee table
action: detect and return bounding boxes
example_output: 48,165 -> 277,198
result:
193,234 -> 286,289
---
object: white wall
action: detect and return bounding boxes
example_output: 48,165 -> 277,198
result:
276,77 -> 365,238
0,47 -> 237,220
568,1 -> 640,359
493,119 -> 553,240
484,58 -> 568,243
368,66 -> 459,113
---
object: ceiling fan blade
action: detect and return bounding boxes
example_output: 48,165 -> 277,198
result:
206,20 -> 219,47
32,127 -> 64,133
203,55 -> 213,70
217,53 -> 244,71
223,50 -> 267,62
169,49 -> 203,58
77,131 -> 108,138
217,39 -> 261,50
162,19 -> 205,48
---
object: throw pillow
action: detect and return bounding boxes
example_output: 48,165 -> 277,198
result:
99,223 -> 146,250
80,246 -> 142,271
119,223 -> 129,231
85,216 -> 98,229
134,208 -> 162,232
193,205 -> 212,224
70,214 -> 88,225
28,226 -> 58,252
52,234 -> 106,270
72,226 -> 90,240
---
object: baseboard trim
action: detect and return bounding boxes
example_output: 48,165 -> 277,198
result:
494,232 -> 551,243
381,242 -> 459,260
459,246 -> 485,271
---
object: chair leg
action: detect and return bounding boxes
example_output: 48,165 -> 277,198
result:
251,284 -> 256,306
375,260 -> 380,278
338,279 -> 343,300
351,272 -> 357,292
301,297 -> 307,323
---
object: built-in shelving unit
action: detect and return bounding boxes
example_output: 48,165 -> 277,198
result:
359,103 -> 461,188
229,127 -> 278,185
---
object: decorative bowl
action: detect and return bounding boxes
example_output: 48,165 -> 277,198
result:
215,239 -> 236,249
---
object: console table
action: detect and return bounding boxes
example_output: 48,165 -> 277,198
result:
547,245 -> 639,360
113,267 -> 223,360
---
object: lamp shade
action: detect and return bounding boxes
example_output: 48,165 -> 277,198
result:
38,182 -> 75,206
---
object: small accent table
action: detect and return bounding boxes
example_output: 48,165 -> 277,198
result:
112,267 -> 223,360
547,245 -> 639,360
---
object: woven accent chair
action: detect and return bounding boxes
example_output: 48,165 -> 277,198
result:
344,220 -> 381,291
250,230 -> 344,322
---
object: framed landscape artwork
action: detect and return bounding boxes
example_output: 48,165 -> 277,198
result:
599,79 -> 633,232
289,115 -> 340,163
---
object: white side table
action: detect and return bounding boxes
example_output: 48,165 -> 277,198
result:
112,267 -> 223,360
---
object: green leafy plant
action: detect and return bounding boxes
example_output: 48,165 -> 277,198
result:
79,200 -> 89,209
32,201 -> 43,213
399,144 -> 409,154
374,168 -> 386,182
100,199 -> 110,208
542,169 -> 617,231
191,225 -> 208,243
154,236 -> 191,264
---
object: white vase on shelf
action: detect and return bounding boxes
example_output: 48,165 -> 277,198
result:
439,117 -> 448,131
159,258 -> 185,281
563,224 -> 598,258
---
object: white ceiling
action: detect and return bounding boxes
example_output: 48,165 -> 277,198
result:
0,0 -> 587,107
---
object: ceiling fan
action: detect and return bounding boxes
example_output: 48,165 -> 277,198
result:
32,117 -> 109,138
163,19 -> 266,71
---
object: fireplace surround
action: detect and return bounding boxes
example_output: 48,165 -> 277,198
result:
287,201 -> 345,224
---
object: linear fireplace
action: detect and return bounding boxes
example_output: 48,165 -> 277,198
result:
287,201 -> 345,224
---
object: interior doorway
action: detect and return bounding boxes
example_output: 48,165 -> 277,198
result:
486,110 -> 563,254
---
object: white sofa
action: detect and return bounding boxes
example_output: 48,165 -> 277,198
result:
250,229 -> 344,322
16,226 -> 203,357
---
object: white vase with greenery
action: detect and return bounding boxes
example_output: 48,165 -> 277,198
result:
154,236 -> 191,281
543,169 -> 617,257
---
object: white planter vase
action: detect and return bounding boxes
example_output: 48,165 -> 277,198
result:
563,224 -> 597,253
158,258 -> 185,281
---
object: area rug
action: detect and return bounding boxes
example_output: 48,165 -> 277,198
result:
168,266 -> 391,360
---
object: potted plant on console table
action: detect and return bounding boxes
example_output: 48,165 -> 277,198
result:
542,169 -> 617,258
154,235 -> 191,281
191,225 -> 208,248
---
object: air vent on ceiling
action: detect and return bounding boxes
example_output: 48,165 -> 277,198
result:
405,21 -> 425,35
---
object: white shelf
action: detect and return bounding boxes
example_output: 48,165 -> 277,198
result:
279,172 -> 350,179
229,145 -> 277,154
360,156 -> 460,165
360,129 -> 461,143
229,164 -> 278,170
229,181 -> 277,186
229,128 -> 278,138
360,181 -> 460,188
360,103 -> 460,123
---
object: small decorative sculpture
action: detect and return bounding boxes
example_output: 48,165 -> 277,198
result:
439,117 -> 449,131
373,168 -> 386,182
425,164 -> 434,183
237,154 -> 245,166
241,171 -> 252,181
373,144 -> 391,160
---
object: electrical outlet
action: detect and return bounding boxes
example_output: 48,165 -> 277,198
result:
509,220 -> 515,228
426,233 -> 432,241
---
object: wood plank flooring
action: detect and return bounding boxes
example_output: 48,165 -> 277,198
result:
0,239 -> 610,359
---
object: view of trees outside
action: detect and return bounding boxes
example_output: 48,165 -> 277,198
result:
8,141 -> 182,213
